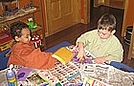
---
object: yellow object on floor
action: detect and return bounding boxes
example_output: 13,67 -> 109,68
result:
52,47 -> 74,65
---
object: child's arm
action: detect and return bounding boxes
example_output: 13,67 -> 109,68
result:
76,42 -> 86,61
94,56 -> 108,64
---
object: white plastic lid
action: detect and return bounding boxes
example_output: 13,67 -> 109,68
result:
9,64 -> 13,70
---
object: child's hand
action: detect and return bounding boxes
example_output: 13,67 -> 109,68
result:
94,56 -> 107,64
76,49 -> 86,62
78,56 -> 86,62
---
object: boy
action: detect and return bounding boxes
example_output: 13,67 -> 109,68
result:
76,13 -> 123,64
7,21 -> 56,69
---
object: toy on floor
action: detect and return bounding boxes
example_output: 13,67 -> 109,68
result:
31,34 -> 41,48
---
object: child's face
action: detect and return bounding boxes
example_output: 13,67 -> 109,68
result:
97,28 -> 112,39
18,28 -> 31,43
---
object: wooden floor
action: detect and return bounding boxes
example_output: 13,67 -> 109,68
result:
46,6 -> 134,69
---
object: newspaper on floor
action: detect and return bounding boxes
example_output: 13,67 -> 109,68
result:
80,64 -> 134,86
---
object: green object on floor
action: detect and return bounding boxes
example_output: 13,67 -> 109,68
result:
56,82 -> 62,86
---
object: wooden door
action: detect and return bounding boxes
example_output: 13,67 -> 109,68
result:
45,0 -> 80,36
121,0 -> 134,36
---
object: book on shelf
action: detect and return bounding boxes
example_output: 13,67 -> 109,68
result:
52,47 -> 74,65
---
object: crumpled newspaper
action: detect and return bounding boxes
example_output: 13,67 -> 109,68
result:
79,64 -> 134,86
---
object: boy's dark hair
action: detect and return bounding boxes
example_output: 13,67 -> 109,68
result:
10,21 -> 29,40
98,13 -> 116,32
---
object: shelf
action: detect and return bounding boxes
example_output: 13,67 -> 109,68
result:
0,0 -> 46,52
0,39 -> 12,52
0,7 -> 39,24
31,25 -> 42,32
94,0 -> 125,9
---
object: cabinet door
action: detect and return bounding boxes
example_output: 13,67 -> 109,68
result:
45,0 -> 80,36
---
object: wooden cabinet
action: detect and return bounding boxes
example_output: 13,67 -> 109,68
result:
0,0 -> 45,51
107,0 -> 125,9
44,0 -> 80,36
42,0 -> 91,36
94,0 -> 125,9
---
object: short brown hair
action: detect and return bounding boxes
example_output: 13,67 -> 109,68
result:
98,13 -> 116,32
10,21 -> 29,40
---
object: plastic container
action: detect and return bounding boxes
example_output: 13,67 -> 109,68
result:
124,26 -> 133,45
6,64 -> 17,86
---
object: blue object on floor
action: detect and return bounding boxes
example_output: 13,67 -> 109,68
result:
110,61 -> 134,73
45,41 -> 71,53
0,48 -> 10,70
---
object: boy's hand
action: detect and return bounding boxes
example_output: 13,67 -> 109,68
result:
77,50 -> 86,62
78,56 -> 86,62
94,56 -> 107,64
